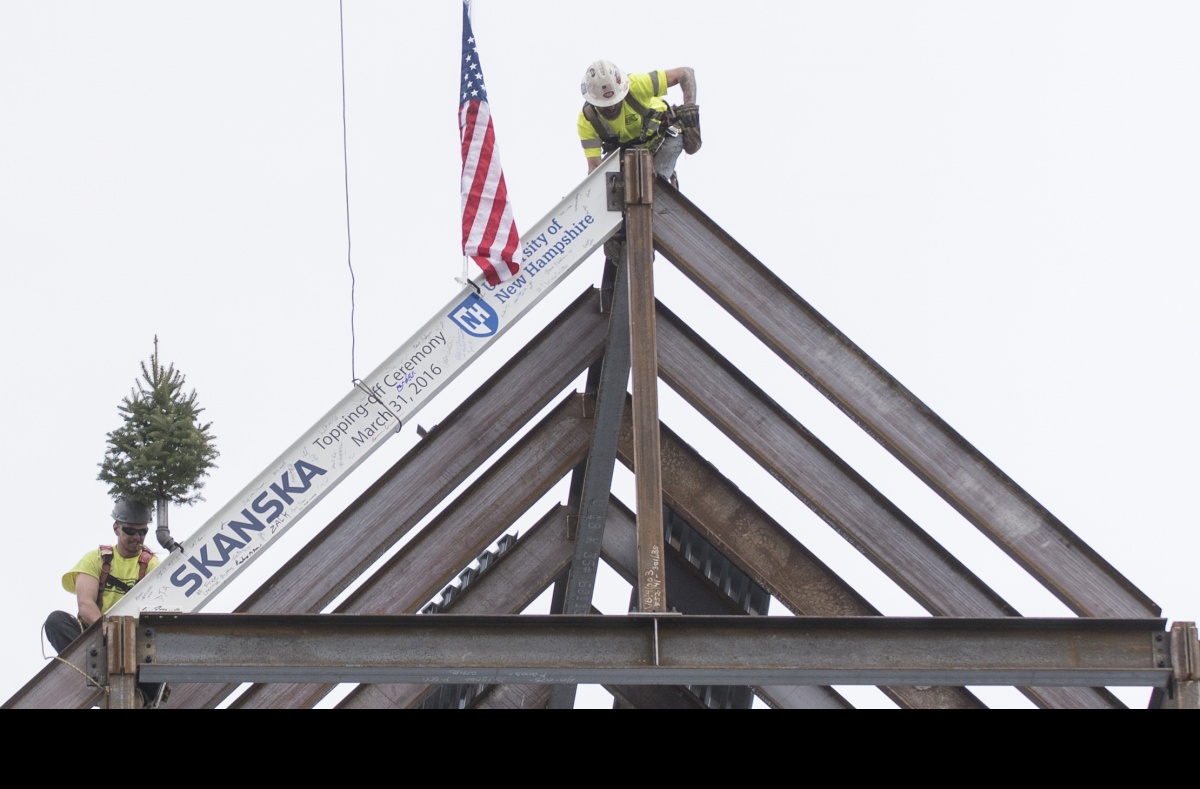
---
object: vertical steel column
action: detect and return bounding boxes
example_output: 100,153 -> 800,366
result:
549,255 -> 633,710
1160,621 -> 1200,709
623,149 -> 666,614
105,616 -> 140,709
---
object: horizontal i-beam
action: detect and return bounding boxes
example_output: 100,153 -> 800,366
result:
135,614 -> 1171,688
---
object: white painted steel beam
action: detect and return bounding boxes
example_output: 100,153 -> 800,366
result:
109,154 -> 623,617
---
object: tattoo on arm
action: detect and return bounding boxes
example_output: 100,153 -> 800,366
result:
678,68 -> 697,104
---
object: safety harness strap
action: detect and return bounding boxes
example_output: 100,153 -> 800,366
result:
582,91 -> 671,155
95,545 -> 152,604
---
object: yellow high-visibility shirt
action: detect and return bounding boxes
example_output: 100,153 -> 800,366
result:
63,548 -> 160,614
578,70 -> 670,160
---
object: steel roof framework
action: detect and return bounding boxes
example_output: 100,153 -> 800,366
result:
7,156 -> 1197,709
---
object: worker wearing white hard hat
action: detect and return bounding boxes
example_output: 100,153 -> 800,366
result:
577,59 -> 701,181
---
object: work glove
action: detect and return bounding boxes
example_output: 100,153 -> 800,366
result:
674,103 -> 702,155
604,236 -> 625,263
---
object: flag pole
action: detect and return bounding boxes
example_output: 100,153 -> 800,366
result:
457,0 -> 474,287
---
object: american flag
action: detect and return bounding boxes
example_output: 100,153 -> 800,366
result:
459,2 -> 520,286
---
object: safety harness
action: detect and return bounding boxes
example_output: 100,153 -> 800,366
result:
582,90 -> 675,155
96,545 -> 154,603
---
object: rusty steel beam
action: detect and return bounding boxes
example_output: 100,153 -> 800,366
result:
472,684 -> 553,709
105,617 -> 140,710
241,291 -> 604,616
342,504 -> 714,711
657,303 -> 1013,618
344,498 -> 812,709
336,475 -> 926,708
616,411 -> 983,709
599,498 -> 741,614
1153,621 -> 1200,710
164,290 -> 608,709
620,408 -> 873,617
651,184 -> 1158,621
433,507 -> 576,617
340,505 -> 578,709
655,306 -> 1126,709
755,685 -> 854,710
594,498 -> 752,708
610,684 -> 708,709
3,626 -> 107,710
334,397 -> 591,617
137,614 -> 1171,688
338,505 -> 582,709
623,150 -> 666,614
338,681 -> 428,710
598,496 -> 851,710
345,500 -> 772,710
231,395 -> 595,709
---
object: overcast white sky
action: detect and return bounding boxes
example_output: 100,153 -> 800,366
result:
1,2 -> 1196,709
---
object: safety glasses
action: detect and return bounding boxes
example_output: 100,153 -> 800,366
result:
120,526 -> 149,537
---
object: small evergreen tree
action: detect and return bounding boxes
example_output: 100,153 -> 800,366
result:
98,337 -> 218,551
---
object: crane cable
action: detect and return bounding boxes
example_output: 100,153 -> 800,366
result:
338,0 -> 361,386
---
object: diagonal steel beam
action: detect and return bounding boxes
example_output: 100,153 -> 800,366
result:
342,499 -> 778,709
2,627 -> 107,709
333,397 -> 591,617
616,411 -> 984,709
651,183 -> 1158,621
754,685 -> 854,710
339,505 -> 578,709
551,248 -> 630,711
655,307 -> 1125,709
472,684 -> 554,709
559,255 -> 631,616
164,289 -> 608,709
621,404 -> 874,617
598,496 -> 850,710
342,497 -> 831,709
231,394 -> 595,708
344,506 -> 627,710
609,684 -> 709,709
656,303 -> 1013,618
241,294 -> 603,616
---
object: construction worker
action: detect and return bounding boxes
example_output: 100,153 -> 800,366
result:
577,59 -> 701,182
43,497 -> 165,706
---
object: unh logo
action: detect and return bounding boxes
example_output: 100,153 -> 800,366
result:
449,293 -> 499,337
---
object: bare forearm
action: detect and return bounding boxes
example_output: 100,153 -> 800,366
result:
75,575 -> 102,627
676,67 -> 697,104
77,600 -> 102,628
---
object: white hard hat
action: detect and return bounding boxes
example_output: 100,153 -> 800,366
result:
581,59 -> 629,108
